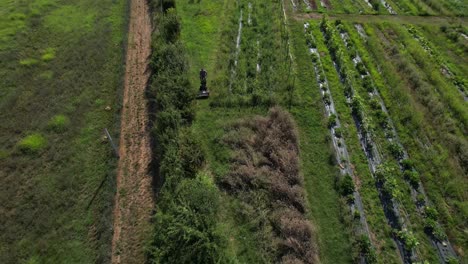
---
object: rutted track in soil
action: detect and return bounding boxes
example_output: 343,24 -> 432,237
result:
111,0 -> 153,263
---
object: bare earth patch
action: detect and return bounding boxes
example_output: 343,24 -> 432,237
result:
111,0 -> 153,263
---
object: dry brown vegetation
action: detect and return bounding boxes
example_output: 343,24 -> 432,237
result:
221,107 -> 319,264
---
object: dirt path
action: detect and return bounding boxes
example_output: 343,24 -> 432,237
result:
111,0 -> 153,263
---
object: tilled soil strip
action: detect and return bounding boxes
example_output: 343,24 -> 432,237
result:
111,0 -> 153,263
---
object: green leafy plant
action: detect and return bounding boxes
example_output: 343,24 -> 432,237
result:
18,133 -> 47,154
397,230 -> 419,251
47,114 -> 70,132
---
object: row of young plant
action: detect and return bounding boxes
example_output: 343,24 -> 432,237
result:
381,23 -> 467,134
295,0 -> 460,15
404,25 -> 467,100
393,0 -> 462,15
304,22 -> 377,263
391,0 -> 436,16
211,0 -> 290,108
145,1 -> 227,262
353,22 -> 466,262
377,22 -> 468,201
308,20 -> 404,264
336,21 -> 460,263
320,17 -> 430,263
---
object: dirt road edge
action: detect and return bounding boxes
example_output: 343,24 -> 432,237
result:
111,0 -> 153,263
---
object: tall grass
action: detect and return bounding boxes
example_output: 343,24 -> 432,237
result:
221,107 -> 319,263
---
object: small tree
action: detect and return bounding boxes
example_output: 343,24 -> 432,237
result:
328,114 -> 337,128
397,230 -> 419,251
339,174 -> 355,196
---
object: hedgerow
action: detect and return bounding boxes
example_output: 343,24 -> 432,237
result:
146,2 -> 226,263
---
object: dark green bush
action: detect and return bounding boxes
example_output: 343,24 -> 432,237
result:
328,114 -> 337,128
339,174 -> 355,196
358,235 -> 377,264
179,129 -> 205,178
150,178 -> 225,263
403,170 -> 419,187
160,9 -> 180,43
387,142 -> 404,160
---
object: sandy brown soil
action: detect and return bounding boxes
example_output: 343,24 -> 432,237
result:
111,0 -> 153,263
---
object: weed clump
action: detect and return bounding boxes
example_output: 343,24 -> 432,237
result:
41,48 -> 56,61
19,58 -> 39,66
18,133 -> 47,153
47,114 -> 70,132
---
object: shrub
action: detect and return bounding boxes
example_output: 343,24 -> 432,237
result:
161,8 -> 180,43
356,62 -> 367,75
387,142 -> 404,160
162,0 -> 176,11
424,206 -> 439,220
362,75 -> 373,92
383,177 -> 400,199
328,114 -> 337,128
179,129 -> 205,178
334,127 -> 343,138
152,109 -> 181,155
403,170 -> 419,187
351,96 -> 364,120
401,159 -> 414,170
397,230 -> 419,251
339,174 -> 355,196
151,178 -> 225,263
423,218 -> 447,241
18,133 -> 47,154
358,235 -> 377,264
47,114 -> 70,132
323,92 -> 331,105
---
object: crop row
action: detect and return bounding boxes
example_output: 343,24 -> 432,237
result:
212,0 -> 291,108
320,17 -> 424,263
295,0 -> 464,16
368,22 -> 468,254
304,22 -> 378,263
337,21 -> 460,263
352,22 -> 466,262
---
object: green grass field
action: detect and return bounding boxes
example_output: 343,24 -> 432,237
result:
1,0 -> 466,263
0,0 -> 128,262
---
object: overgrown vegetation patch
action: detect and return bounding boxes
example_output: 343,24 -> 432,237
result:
220,107 -> 319,263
